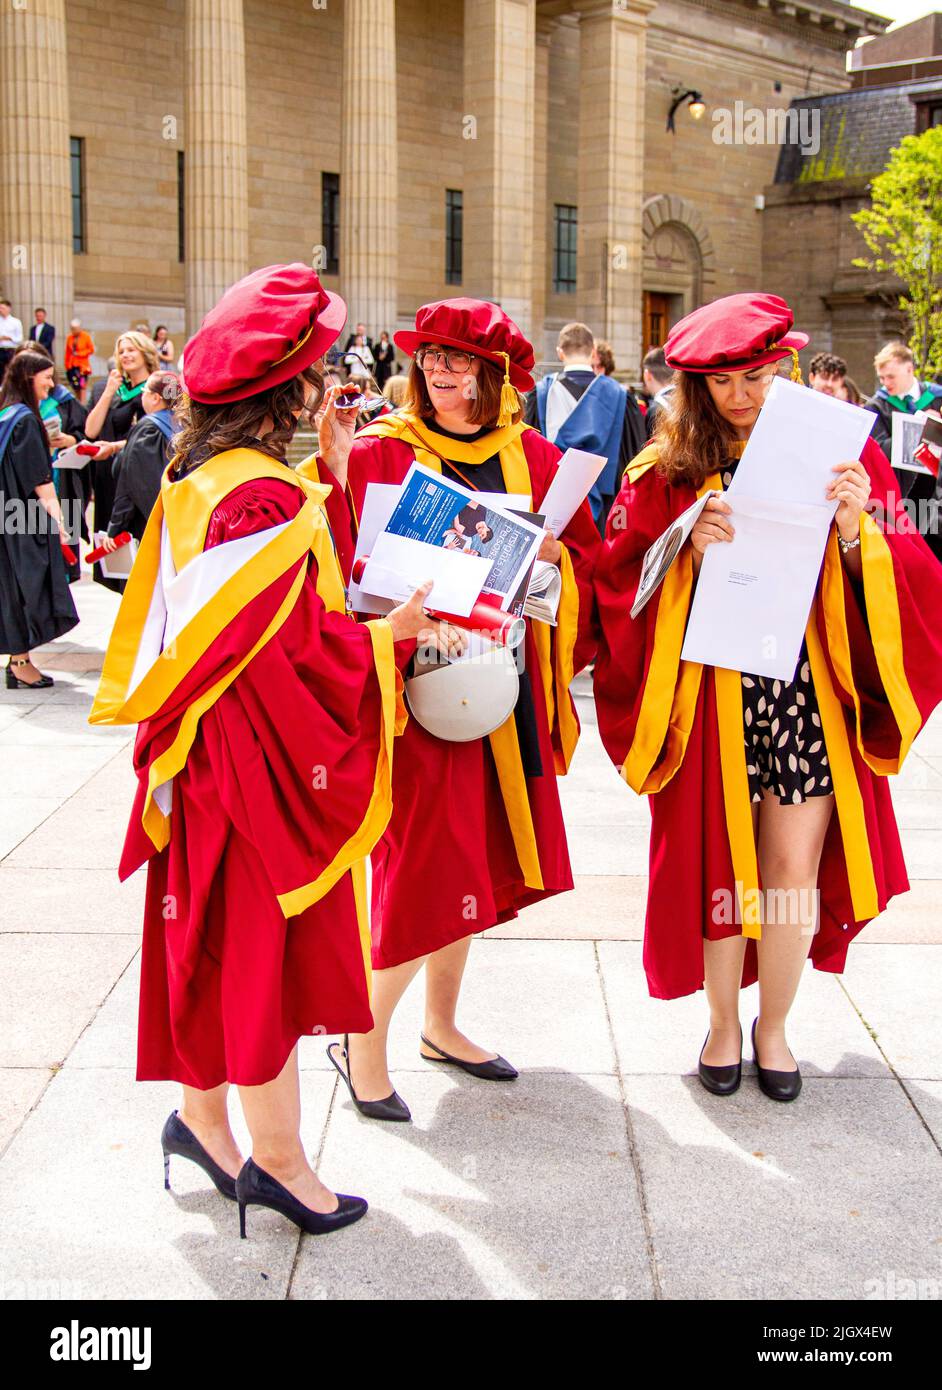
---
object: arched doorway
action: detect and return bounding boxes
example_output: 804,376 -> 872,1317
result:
641,195 -> 717,352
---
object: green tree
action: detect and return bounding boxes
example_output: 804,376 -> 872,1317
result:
852,126 -> 942,376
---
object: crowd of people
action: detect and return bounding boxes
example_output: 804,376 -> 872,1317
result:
2,270 -> 942,1241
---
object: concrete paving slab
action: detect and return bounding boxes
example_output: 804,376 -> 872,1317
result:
0,866 -> 144,934
0,1068 -> 50,1151
0,1067 -> 334,1300
906,1080 -> 942,1151
0,743 -> 120,801
568,821 -> 650,875
303,937 -> 616,1078
292,1070 -> 653,1301
0,934 -> 139,1067
840,944 -> 942,1080
0,797 -> 60,859
488,875 -> 646,940
599,941 -> 888,1078
626,1076 -> 940,1299
0,705 -> 132,747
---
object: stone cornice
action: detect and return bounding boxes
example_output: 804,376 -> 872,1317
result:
537,0 -> 889,47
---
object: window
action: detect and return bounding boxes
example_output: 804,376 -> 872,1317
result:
322,172 -> 340,275
445,189 -> 463,285
70,137 -> 85,254
553,204 -> 577,294
177,151 -> 185,263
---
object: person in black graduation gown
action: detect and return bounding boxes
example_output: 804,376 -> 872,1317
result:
83,331 -> 159,591
103,371 -> 180,548
12,341 -> 89,583
0,351 -> 78,689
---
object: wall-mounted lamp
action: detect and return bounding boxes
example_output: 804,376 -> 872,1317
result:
667,87 -> 706,133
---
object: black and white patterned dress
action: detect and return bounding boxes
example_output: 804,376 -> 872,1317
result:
720,461 -> 833,805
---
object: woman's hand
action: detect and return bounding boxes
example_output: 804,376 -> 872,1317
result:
56,433 -> 76,450
387,581 -> 467,659
105,368 -> 122,398
827,459 -> 871,542
93,439 -> 120,460
100,534 -> 119,554
690,496 -> 734,556
538,530 -> 562,564
316,382 -> 361,487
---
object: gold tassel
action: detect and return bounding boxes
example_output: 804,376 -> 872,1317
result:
496,350 -> 519,427
788,347 -> 802,384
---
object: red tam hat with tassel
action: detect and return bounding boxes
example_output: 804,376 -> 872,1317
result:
664,292 -> 808,383
395,298 -> 535,425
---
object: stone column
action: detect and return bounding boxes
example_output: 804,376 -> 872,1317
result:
463,0 -> 536,335
529,16 -> 556,360
0,0 -> 73,363
184,0 -> 249,334
575,0 -> 654,379
340,0 -> 397,336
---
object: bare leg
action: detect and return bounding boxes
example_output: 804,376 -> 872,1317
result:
700,799 -> 758,1065
421,935 -> 497,1063
755,789 -> 834,1070
701,935 -> 748,1065
238,1046 -> 338,1213
346,955 -> 427,1102
179,1082 -> 244,1179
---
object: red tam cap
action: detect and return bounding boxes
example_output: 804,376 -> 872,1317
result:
395,298 -> 536,392
664,293 -> 809,378
182,263 -> 347,405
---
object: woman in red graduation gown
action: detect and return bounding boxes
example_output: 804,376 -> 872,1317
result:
90,266 -> 449,1235
313,298 -> 600,1118
594,293 -> 942,1102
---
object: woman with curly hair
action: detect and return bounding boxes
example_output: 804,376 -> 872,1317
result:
594,293 -> 942,1102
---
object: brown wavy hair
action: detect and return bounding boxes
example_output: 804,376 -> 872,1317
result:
170,363 -> 325,478
653,370 -> 747,488
403,355 -> 523,427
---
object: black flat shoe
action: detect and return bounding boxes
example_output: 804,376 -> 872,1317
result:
5,659 -> 53,689
326,1034 -> 411,1122
236,1158 -> 367,1239
420,1034 -> 518,1081
160,1109 -> 238,1201
751,1018 -> 802,1102
697,1025 -> 743,1096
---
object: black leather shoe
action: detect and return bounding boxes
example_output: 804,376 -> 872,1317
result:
236,1158 -> 367,1239
420,1034 -> 518,1080
327,1035 -> 411,1121
697,1025 -> 743,1096
160,1109 -> 237,1201
751,1018 -> 802,1102
6,659 -> 54,689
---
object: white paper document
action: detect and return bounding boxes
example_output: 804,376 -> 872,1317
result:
726,376 -> 875,507
891,410 -> 932,475
681,495 -> 832,681
537,447 -> 607,536
681,379 -> 875,681
357,464 -> 543,618
54,442 -> 101,471
94,532 -> 139,580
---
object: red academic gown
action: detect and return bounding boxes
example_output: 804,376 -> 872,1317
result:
595,436 -> 942,1001
313,418 -> 601,969
92,453 -> 403,1089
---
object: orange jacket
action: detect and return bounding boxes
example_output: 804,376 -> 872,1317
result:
64,330 -> 95,372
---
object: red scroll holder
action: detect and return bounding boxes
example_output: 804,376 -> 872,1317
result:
86,532 -> 132,565
352,559 -> 525,649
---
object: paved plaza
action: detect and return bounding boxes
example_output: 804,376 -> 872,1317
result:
1,577 -> 939,1301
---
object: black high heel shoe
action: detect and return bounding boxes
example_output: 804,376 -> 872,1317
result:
697,1025 -> 743,1096
326,1034 -> 411,1122
420,1034 -> 518,1080
236,1157 -> 368,1238
160,1110 -> 238,1200
751,1018 -> 802,1102
5,658 -> 54,690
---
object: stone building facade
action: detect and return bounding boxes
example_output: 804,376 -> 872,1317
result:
0,0 -> 885,380
764,15 -> 942,389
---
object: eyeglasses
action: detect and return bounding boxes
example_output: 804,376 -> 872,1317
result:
416,347 -> 475,374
